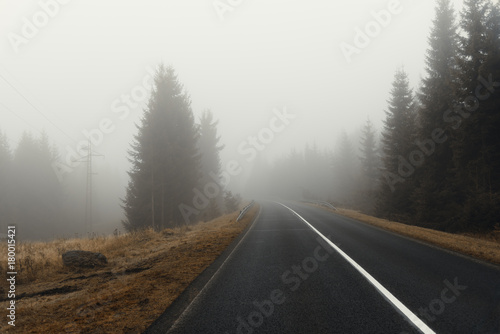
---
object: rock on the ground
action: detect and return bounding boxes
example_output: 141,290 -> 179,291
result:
62,250 -> 108,268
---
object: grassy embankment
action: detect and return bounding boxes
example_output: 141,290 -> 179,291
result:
0,205 -> 259,333
312,204 -> 500,265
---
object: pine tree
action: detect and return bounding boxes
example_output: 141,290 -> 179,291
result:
123,65 -> 200,231
198,110 -> 224,220
451,0 -> 500,230
418,0 -> 458,133
358,118 -> 380,213
454,0 -> 491,98
198,110 -> 224,181
412,0 -> 459,227
332,132 -> 357,207
0,130 -> 12,233
12,132 -> 62,240
0,131 -> 11,162
377,68 -> 417,221
359,118 -> 380,191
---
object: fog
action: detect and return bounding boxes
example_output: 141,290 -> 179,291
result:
0,0 -> 467,238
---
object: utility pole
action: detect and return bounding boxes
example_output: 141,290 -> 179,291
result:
74,139 -> 103,234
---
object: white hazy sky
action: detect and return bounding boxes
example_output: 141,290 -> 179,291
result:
1,0 -> 466,192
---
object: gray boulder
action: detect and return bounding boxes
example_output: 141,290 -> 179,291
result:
62,250 -> 107,268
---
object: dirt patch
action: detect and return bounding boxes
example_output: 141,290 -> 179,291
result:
0,206 -> 258,333
311,204 -> 500,266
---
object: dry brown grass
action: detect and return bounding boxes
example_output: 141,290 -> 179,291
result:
316,205 -> 500,266
0,205 -> 259,333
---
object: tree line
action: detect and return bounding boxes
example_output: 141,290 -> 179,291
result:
259,0 -> 500,232
379,0 -> 500,231
0,65 -> 241,238
0,131 -> 63,240
122,64 -> 240,231
1,0 -> 497,238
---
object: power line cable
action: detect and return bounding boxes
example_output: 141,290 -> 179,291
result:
0,100 -> 45,136
0,72 -> 78,144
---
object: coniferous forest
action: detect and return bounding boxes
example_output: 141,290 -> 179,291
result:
0,0 -> 499,240
377,0 -> 500,231
121,65 -> 233,231
257,0 -> 500,232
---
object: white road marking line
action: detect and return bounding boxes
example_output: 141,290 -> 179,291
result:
279,203 -> 436,334
166,207 -> 261,333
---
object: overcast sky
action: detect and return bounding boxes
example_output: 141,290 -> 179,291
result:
1,0 -> 466,194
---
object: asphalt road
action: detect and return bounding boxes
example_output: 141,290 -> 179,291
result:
145,201 -> 500,334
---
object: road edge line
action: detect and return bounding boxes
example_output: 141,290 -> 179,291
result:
279,202 -> 436,334
154,205 -> 261,333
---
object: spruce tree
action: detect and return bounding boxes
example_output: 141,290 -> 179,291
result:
412,0 -> 459,227
12,132 -> 62,240
451,0 -> 500,230
359,118 -> 379,191
378,68 -> 417,221
0,130 -> 12,233
359,118 -> 380,213
454,0 -> 491,97
123,65 -> 200,231
198,110 -> 224,181
198,110 -> 224,220
332,132 -> 357,207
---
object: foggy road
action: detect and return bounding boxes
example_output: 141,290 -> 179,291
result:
3,1 -> 500,332
146,201 -> 500,334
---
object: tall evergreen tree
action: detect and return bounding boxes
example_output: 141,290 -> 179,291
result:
12,131 -> 62,240
359,118 -> 380,191
451,0 -> 500,230
412,0 -> 459,227
198,110 -> 224,220
198,110 -> 224,181
454,0 -> 491,98
359,118 -> 380,213
378,68 -> 417,221
0,130 -> 12,233
0,130 -> 11,163
332,132 -> 357,207
123,65 -> 200,231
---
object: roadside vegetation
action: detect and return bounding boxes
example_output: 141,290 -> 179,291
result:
254,1 -> 500,235
0,205 -> 258,333
313,204 -> 500,266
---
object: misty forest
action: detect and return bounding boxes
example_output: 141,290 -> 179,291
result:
1,0 -> 499,241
